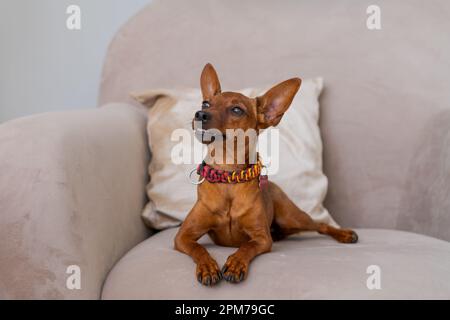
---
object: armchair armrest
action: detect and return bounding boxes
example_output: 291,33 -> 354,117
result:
396,108 -> 450,242
0,104 -> 151,299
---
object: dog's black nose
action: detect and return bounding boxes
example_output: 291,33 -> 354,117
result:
195,110 -> 211,123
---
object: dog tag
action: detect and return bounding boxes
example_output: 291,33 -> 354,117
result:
259,175 -> 268,190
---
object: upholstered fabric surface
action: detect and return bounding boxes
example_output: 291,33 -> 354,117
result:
2,0 -> 448,300
99,0 -> 450,241
102,227 -> 450,299
133,78 -> 337,230
0,104 -> 151,299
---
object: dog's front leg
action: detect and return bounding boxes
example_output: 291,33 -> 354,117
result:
222,223 -> 272,283
174,202 -> 222,286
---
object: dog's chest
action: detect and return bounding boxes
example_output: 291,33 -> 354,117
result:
200,183 -> 264,247
200,183 -> 258,219
208,207 -> 250,247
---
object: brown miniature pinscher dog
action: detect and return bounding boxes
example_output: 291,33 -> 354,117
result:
174,63 -> 358,286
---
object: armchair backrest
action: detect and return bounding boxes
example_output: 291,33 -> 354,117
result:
99,0 -> 450,240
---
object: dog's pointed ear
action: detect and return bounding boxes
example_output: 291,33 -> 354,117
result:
200,63 -> 221,101
256,78 -> 301,129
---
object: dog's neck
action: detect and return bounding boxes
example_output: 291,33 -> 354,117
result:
204,139 -> 258,172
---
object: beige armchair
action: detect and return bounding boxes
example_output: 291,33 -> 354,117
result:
1,0 -> 449,299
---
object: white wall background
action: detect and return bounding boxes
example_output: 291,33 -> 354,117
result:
0,0 -> 151,123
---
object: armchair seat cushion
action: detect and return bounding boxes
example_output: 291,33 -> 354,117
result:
101,228 -> 450,299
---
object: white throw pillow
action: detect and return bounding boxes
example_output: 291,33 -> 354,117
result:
133,78 -> 338,230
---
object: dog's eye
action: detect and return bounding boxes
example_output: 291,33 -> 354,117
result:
230,106 -> 244,116
202,101 -> 210,109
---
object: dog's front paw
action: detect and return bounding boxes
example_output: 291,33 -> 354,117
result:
196,258 -> 222,286
222,255 -> 249,283
337,229 -> 359,244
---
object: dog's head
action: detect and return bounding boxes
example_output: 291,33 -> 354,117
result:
193,63 -> 301,144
